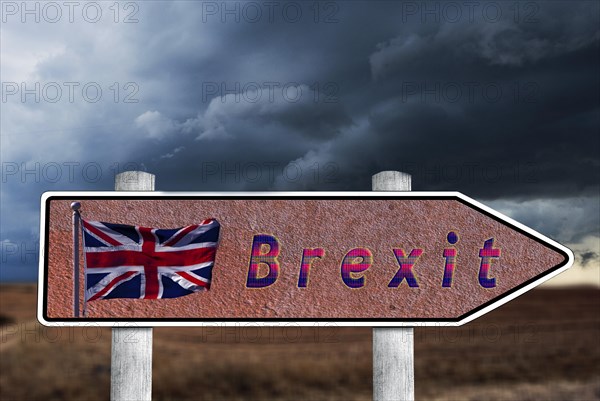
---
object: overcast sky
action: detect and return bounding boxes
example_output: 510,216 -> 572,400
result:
1,1 -> 598,284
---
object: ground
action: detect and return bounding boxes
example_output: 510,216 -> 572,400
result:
0,284 -> 598,400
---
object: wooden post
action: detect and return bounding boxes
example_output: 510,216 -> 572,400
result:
111,171 -> 154,401
372,171 -> 414,401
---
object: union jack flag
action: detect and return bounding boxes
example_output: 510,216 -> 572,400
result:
82,218 -> 220,301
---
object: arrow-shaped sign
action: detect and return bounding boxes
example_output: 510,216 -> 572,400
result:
38,192 -> 573,326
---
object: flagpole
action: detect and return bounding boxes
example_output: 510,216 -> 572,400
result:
80,218 -> 89,317
71,201 -> 81,318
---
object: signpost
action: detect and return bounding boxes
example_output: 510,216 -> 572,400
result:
372,171 -> 413,401
112,171 -> 154,401
37,171 -> 574,400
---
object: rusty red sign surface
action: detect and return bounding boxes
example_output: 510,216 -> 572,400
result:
38,192 -> 573,326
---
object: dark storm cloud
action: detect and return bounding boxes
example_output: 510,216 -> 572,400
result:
580,251 -> 599,267
117,1 -> 600,199
354,2 -> 600,198
1,1 -> 599,280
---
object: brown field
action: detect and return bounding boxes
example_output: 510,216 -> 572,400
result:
0,284 -> 598,401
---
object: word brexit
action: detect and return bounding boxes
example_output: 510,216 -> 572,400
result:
246,231 -> 501,289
